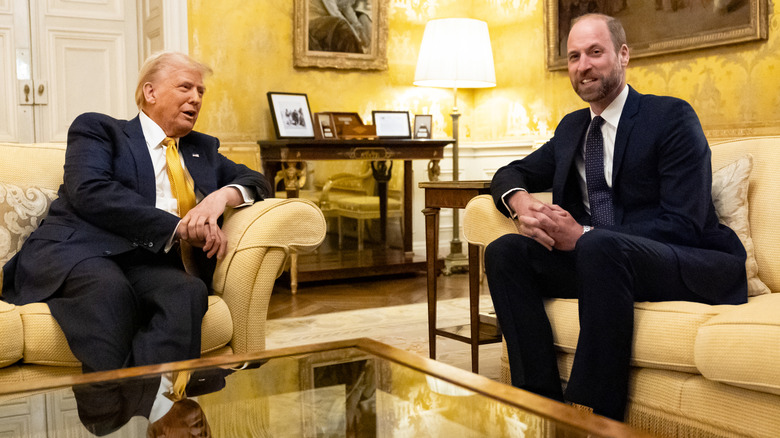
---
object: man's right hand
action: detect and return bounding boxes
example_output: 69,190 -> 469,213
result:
507,191 -> 556,250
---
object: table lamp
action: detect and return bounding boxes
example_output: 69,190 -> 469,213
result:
414,18 -> 496,270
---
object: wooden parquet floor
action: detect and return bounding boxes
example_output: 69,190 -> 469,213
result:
268,271 -> 481,320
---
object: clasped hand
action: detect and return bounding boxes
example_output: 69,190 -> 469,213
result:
508,191 -> 584,251
176,187 -> 237,259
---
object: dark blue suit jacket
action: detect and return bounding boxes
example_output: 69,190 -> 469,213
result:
490,87 -> 747,305
2,112 -> 272,305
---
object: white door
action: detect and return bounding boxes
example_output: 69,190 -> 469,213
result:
1,0 -> 139,143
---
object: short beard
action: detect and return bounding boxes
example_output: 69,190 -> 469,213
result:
575,63 -> 623,103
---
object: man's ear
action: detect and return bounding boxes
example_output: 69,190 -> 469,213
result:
619,44 -> 630,68
142,82 -> 156,105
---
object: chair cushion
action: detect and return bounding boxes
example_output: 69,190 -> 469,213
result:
16,295 -> 233,368
545,298 -> 730,373
0,300 -> 23,368
711,154 -> 769,296
695,293 -> 780,395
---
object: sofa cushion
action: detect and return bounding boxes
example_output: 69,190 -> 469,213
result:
695,293 -> 780,396
0,300 -> 23,367
16,295 -> 233,367
0,182 -> 58,290
711,154 -> 770,296
546,298 -> 730,373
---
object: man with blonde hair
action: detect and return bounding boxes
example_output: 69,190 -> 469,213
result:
2,51 -> 271,372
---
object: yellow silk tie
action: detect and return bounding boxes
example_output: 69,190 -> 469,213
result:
164,137 -> 198,276
163,137 -> 196,217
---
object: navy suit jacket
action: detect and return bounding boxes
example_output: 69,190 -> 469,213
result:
490,87 -> 747,305
2,112 -> 272,305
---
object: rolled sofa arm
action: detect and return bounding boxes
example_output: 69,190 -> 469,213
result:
0,300 -> 23,368
213,198 -> 326,353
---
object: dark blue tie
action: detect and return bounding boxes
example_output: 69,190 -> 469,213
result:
585,116 -> 614,226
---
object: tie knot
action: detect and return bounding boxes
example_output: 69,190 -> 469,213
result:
590,115 -> 604,130
163,137 -> 177,149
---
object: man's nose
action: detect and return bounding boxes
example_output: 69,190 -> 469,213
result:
577,56 -> 592,73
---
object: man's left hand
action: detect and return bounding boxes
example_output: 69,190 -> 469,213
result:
531,203 -> 585,251
177,187 -> 242,259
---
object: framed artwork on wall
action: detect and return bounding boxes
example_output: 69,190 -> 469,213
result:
545,0 -> 768,71
372,111 -> 411,139
294,0 -> 388,70
267,92 -> 315,139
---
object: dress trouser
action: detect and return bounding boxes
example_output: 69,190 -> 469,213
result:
47,248 -> 209,373
485,229 -> 711,421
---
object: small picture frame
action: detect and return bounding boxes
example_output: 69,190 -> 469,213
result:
267,92 -> 315,139
413,114 -> 433,139
314,112 -> 337,139
372,111 -> 411,139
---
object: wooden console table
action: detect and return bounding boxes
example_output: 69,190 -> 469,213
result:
259,139 -> 453,284
420,180 -> 500,373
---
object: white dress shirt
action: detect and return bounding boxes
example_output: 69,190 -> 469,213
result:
138,111 -> 253,248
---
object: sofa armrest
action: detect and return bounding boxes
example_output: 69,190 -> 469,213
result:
0,300 -> 23,368
212,198 -> 326,353
463,194 -> 519,248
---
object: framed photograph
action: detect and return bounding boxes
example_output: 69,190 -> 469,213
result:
545,0 -> 768,70
293,0 -> 389,70
413,115 -> 433,139
267,92 -> 315,139
372,111 -> 411,139
314,112 -> 337,139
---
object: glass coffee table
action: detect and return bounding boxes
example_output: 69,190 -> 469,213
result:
0,338 -> 649,437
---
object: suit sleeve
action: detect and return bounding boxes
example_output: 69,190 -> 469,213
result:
209,141 -> 272,202
605,99 -> 713,246
63,113 -> 181,251
490,129 -> 561,217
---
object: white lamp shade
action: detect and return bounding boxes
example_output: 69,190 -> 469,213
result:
414,18 -> 496,89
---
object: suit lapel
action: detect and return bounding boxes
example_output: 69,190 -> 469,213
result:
611,86 -> 640,186
123,116 -> 157,203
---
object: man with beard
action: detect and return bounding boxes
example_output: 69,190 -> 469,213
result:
485,14 -> 746,421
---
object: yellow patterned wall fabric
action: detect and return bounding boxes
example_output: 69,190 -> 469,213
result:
188,0 -> 779,152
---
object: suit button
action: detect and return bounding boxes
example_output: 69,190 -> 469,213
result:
103,250 -> 112,255
147,242 -> 154,248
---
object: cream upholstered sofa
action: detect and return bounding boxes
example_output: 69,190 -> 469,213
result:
463,136 -> 780,437
0,142 -> 326,384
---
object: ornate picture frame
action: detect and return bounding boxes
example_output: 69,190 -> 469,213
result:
294,0 -> 389,70
545,0 -> 768,71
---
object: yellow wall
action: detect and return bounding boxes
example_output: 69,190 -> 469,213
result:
188,0 -> 780,160
476,0 -> 780,142
188,0 -> 475,150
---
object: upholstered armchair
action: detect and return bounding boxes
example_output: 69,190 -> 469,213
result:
0,143 -> 326,384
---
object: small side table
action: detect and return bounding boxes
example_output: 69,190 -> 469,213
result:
420,180 -> 501,373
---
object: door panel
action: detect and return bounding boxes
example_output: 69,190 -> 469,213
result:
30,0 -> 138,142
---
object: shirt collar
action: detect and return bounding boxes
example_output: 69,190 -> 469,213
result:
139,110 -> 170,149
590,84 -> 629,129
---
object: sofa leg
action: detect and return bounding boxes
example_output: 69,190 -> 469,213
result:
290,251 -> 298,295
